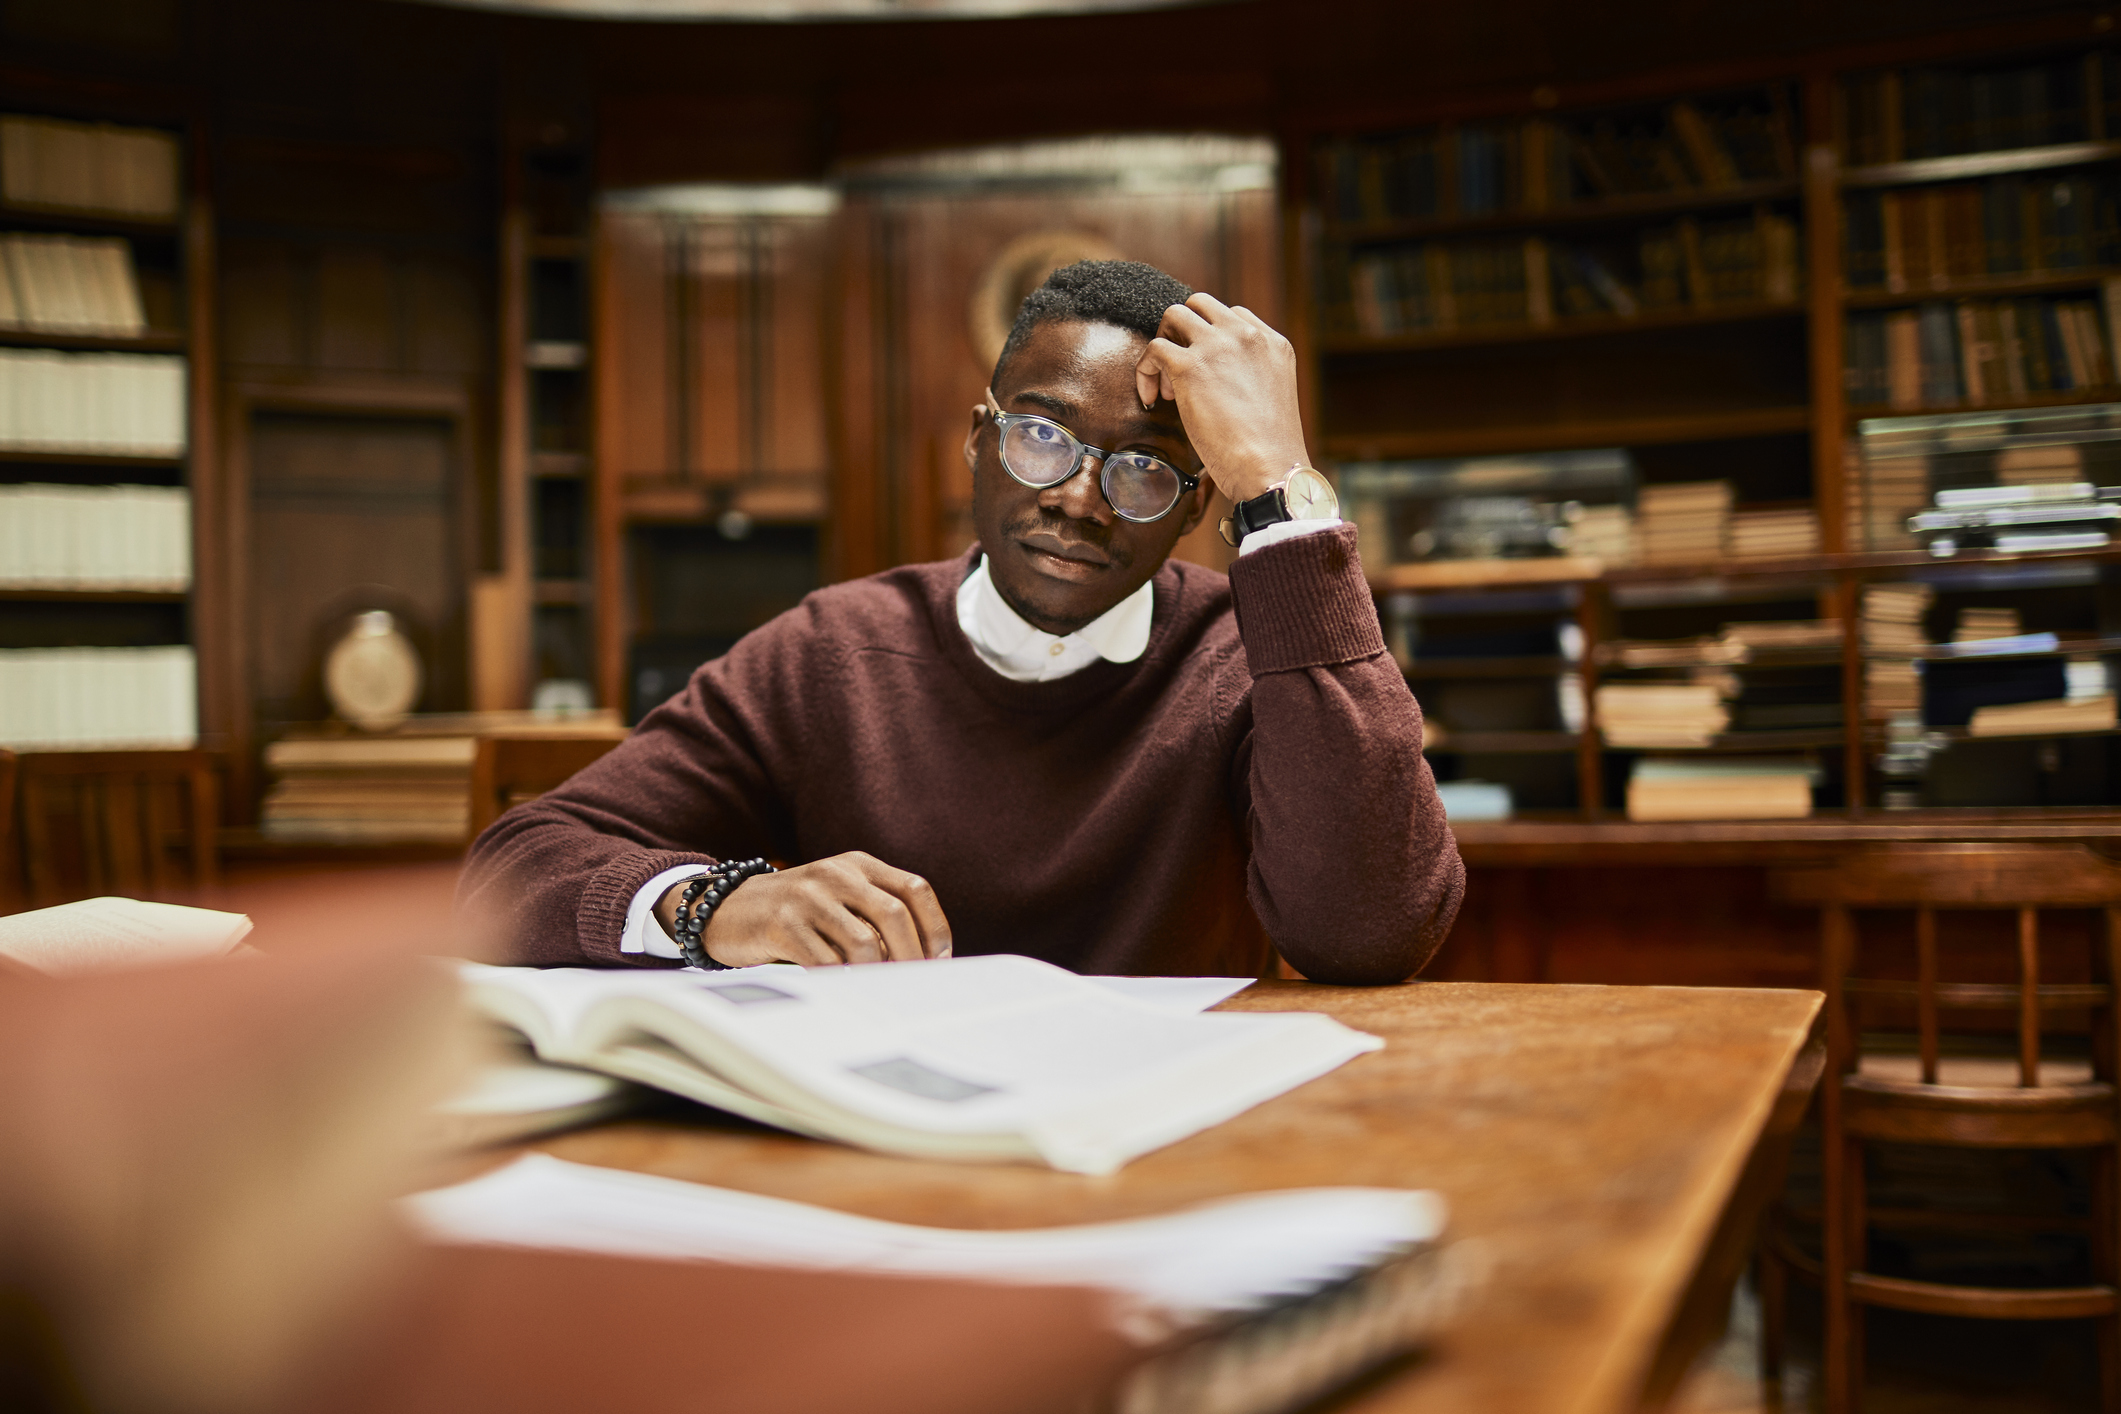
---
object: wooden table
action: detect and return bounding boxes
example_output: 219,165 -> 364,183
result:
519,980 -> 1824,1414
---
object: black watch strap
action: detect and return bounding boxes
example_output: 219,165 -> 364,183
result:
1230,485 -> 1292,539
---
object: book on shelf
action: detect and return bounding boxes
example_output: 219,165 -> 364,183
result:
1625,756 -> 1818,822
1634,479 -> 1733,564
1846,291 -> 2119,411
1842,55 -> 2095,167
1967,692 -> 2118,737
0,895 -> 251,977
411,1153 -> 1464,1414
1433,779 -> 1512,821
0,114 -> 181,222
1721,618 -> 1845,651
0,483 -> 189,589
1594,680 -> 1730,747
0,644 -> 196,750
0,234 -> 149,335
1727,507 -> 1820,560
0,348 -> 186,455
458,954 -> 1383,1175
1843,175 -> 2121,294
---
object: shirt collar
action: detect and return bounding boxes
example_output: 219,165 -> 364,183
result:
959,554 -> 1154,669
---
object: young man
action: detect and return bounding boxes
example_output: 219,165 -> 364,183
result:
460,261 -> 1461,985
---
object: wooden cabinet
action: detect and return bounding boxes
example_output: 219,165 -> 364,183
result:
1292,21 -> 2121,829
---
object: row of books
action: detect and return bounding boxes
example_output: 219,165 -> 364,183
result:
1632,480 -> 1822,565
0,349 -> 186,456
1626,757 -> 1816,821
0,484 -> 190,589
1845,293 -> 2119,410
1315,92 -> 1794,226
1844,176 -> 2120,293
0,234 -> 149,335
0,114 -> 180,222
0,645 -> 196,750
1841,55 -> 2101,166
1327,211 -> 1798,338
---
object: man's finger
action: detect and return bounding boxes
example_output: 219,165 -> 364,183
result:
851,881 -> 925,962
1158,301 -> 1214,343
816,904 -> 886,964
1185,291 -> 1235,322
893,870 -> 953,958
852,859 -> 952,960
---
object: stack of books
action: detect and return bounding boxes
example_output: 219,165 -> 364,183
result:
1953,606 -> 2021,643
1852,453 -> 1927,552
0,484 -> 189,589
1635,481 -> 1732,565
0,114 -> 181,220
1625,756 -> 1817,821
1598,636 -> 1747,669
261,710 -> 623,844
1727,507 -> 1820,561
0,349 -> 187,455
1558,503 -> 1633,563
1594,681 -> 1729,747
1997,443 -> 2084,485
0,645 -> 196,750
1862,582 -> 1933,720
1908,482 -> 2118,555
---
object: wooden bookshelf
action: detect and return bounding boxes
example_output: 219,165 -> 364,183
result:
1296,19 -> 2121,824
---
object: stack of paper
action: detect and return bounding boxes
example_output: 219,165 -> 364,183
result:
1635,481 -> 1733,565
1595,681 -> 1730,747
1953,606 -> 2021,643
1727,507 -> 1820,561
1626,756 -> 1817,821
1967,693 -> 2118,737
1719,619 -> 1844,651
1862,582 -> 1934,720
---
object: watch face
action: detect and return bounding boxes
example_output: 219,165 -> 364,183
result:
1285,468 -> 1340,521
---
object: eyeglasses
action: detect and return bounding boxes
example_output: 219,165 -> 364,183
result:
983,390 -> 1200,524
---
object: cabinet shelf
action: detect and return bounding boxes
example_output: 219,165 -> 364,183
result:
1843,139 -> 2121,190
1425,730 -> 1581,754
1404,655 -> 1571,679
1322,178 -> 1801,245
0,327 -> 187,352
1843,268 -> 2121,309
0,586 -> 187,602
1846,387 -> 2121,422
1318,300 -> 1802,357
1603,730 -> 1844,753
0,447 -> 183,470
0,203 -> 180,237
1325,406 -> 1812,462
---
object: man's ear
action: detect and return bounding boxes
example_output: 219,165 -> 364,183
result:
1175,480 -> 1212,536
963,403 -> 985,471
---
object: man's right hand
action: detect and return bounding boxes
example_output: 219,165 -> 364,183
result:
654,852 -> 953,968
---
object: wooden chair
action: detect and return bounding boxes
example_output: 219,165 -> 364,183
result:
468,729 -> 629,838
1766,843 -> 2121,1414
14,749 -> 221,910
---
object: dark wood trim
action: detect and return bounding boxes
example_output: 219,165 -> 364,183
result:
1323,406 -> 1813,461
1320,179 -> 1801,245
1315,299 -> 1803,357
1843,267 -> 2121,307
0,329 -> 188,353
1844,138 -> 2121,190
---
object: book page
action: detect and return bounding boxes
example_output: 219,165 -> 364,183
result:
566,956 -> 1381,1171
1084,976 -> 1252,1013
0,896 -> 253,976
406,1153 -> 1444,1328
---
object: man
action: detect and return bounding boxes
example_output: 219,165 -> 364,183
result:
461,261 -> 1461,985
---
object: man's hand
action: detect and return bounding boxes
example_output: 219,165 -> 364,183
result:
1133,293 -> 1311,505
654,852 -> 952,967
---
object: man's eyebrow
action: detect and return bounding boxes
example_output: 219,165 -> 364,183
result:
1008,390 -> 1188,441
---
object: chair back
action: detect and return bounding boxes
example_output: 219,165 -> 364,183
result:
14,750 -> 221,909
1772,843 -> 2121,1094
468,730 -> 628,838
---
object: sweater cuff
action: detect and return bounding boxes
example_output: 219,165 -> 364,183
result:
577,847 -> 721,966
1227,523 -> 1385,675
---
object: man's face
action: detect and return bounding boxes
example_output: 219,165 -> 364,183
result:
967,319 -> 1209,638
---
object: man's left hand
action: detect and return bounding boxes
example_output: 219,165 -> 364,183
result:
1134,293 -> 1311,505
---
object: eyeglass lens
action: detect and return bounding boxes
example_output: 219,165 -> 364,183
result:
999,416 -> 1184,522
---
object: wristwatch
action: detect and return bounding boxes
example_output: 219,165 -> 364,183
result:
1219,467 -> 1340,546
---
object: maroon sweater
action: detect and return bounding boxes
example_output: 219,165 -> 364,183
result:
459,525 -> 1463,984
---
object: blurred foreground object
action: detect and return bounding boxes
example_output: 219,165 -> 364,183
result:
0,943 -> 466,1414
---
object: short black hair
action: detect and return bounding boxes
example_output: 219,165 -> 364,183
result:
992,260 -> 1193,387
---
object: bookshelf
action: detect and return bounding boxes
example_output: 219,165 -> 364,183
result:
0,81 -> 215,757
1291,20 -> 2121,828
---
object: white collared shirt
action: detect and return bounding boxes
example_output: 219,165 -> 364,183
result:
620,515 -> 1339,959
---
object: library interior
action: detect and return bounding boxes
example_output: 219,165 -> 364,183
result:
15,0 -> 2121,1411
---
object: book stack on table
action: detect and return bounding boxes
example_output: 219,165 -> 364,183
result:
1727,507 -> 1820,561
1595,680 -> 1729,747
1625,756 -> 1819,821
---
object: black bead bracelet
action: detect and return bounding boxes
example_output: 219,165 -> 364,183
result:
672,857 -> 776,969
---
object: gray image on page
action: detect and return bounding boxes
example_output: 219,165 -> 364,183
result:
698,982 -> 800,1006
848,1057 -> 999,1103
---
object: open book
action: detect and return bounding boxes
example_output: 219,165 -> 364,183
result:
459,955 -> 1381,1174
410,1154 -> 1465,1414
0,896 -> 253,975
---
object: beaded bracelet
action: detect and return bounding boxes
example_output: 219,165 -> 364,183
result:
672,857 -> 776,970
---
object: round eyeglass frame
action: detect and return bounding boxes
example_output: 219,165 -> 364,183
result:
982,393 -> 1201,524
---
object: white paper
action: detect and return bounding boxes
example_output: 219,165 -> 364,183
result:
1084,975 -> 1253,1013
